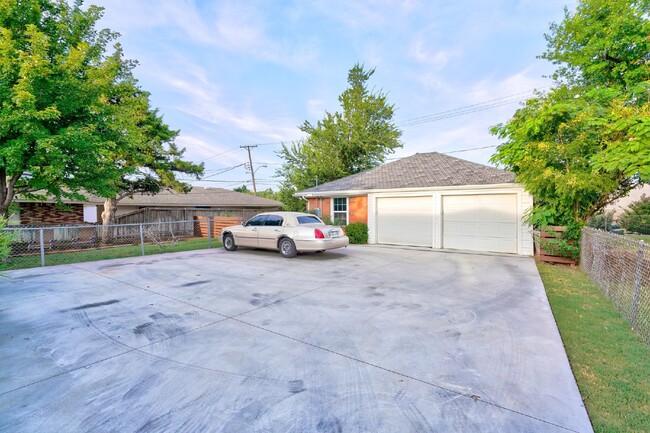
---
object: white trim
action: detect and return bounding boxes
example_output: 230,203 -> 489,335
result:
331,197 -> 349,225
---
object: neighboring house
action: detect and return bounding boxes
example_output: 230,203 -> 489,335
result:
11,187 -> 282,226
295,152 -> 533,255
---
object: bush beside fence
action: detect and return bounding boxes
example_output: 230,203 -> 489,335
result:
581,227 -> 650,343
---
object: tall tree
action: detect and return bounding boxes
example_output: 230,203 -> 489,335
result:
277,64 -> 402,210
0,0 -> 126,216
99,106 -> 203,227
0,0 -> 203,222
490,0 -> 650,227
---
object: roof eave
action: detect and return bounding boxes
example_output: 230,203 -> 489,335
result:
295,182 -> 522,197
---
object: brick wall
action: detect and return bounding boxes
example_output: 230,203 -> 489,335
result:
307,198 -> 331,217
349,196 -> 368,224
19,203 -> 85,226
307,196 -> 368,224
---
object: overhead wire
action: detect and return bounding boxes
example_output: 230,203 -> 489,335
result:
187,87 -> 545,187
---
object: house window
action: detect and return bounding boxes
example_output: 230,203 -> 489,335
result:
332,197 -> 348,226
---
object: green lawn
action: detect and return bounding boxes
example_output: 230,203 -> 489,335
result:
626,234 -> 650,242
537,262 -> 650,433
1,237 -> 222,271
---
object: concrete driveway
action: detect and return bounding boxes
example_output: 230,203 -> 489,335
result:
0,246 -> 592,432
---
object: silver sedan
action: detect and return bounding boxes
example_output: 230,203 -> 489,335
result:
219,211 -> 349,258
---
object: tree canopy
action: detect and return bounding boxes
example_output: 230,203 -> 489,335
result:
277,64 -> 402,210
491,0 -> 650,227
99,106 -> 203,226
0,0 -> 202,220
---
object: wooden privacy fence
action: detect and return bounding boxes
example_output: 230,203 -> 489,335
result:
116,208 -> 261,225
535,226 -> 577,265
193,216 -> 242,238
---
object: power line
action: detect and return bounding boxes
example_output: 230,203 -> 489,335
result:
396,87 -> 547,127
201,163 -> 247,179
443,144 -> 498,154
193,88 -> 545,162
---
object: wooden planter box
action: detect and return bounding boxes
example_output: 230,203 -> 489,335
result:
536,226 -> 578,265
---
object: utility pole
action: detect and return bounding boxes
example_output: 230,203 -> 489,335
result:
240,145 -> 258,195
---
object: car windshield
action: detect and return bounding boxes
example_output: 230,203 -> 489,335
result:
297,215 -> 322,224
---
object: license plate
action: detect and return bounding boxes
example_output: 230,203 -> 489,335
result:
328,230 -> 340,238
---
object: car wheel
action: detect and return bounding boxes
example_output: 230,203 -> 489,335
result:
278,238 -> 297,258
223,234 -> 237,251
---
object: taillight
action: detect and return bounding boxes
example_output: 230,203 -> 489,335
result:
315,229 -> 325,239
340,227 -> 345,236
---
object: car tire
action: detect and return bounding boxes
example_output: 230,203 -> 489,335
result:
223,234 -> 237,251
278,238 -> 297,258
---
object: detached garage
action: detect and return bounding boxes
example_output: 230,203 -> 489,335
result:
296,152 -> 533,255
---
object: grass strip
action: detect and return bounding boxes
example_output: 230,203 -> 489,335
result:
1,238 -> 222,271
537,262 -> 650,433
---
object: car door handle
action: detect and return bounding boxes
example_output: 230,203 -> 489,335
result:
252,228 -> 258,232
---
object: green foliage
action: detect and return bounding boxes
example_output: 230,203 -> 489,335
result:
538,223 -> 583,261
0,0 -> 134,215
619,195 -> 650,234
345,222 -> 368,244
104,107 -> 203,214
318,214 -> 334,225
0,216 -> 14,262
278,64 -> 402,192
277,183 -> 305,212
0,0 -> 203,220
491,0 -> 650,228
233,185 -> 279,201
587,209 -> 617,230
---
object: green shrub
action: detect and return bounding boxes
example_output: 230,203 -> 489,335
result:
0,216 -> 15,263
345,222 -> 368,244
319,214 -> 333,225
619,195 -> 650,234
587,209 -> 616,230
536,222 -> 582,261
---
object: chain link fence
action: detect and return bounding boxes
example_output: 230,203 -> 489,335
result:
1,219 -> 227,271
581,227 -> 649,343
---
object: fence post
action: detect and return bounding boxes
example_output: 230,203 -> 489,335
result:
139,224 -> 145,256
39,228 -> 45,267
207,216 -> 212,249
631,240 -> 644,328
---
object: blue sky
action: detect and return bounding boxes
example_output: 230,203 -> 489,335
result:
91,0 -> 575,191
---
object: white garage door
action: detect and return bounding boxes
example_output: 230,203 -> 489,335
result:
376,196 -> 433,247
443,194 -> 518,253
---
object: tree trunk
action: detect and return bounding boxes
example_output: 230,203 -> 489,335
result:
0,203 -> 9,219
101,198 -> 118,243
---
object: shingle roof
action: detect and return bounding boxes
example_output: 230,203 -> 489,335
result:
297,152 -> 515,194
116,187 -> 283,208
16,187 -> 283,208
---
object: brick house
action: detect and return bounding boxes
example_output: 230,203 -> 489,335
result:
296,152 -> 534,255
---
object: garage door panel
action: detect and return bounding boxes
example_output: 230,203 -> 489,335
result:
443,194 -> 517,254
377,197 -> 432,247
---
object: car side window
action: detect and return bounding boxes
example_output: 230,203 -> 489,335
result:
264,215 -> 283,227
246,215 -> 267,226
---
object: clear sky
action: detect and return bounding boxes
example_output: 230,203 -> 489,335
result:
91,0 -> 576,191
